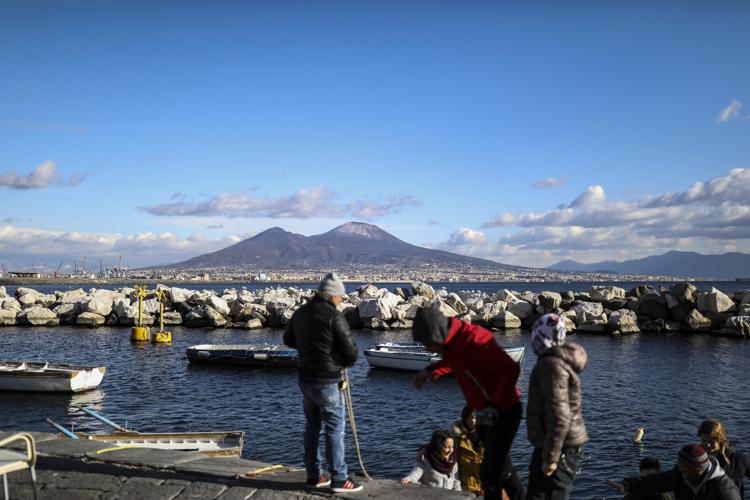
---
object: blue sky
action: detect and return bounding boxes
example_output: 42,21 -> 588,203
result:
1,1 -> 749,269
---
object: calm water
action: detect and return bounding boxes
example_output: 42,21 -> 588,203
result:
1,325 -> 749,499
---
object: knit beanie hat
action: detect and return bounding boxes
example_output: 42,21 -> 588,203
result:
412,307 -> 450,345
678,444 -> 710,472
531,313 -> 566,356
318,272 -> 346,297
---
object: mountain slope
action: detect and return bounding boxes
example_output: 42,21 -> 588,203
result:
166,222 -> 521,270
548,251 -> 750,279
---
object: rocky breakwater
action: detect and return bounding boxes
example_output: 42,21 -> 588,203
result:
0,282 -> 749,338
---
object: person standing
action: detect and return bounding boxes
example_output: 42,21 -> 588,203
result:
283,272 -> 362,493
697,418 -> 750,498
526,313 -> 588,500
412,307 -> 525,500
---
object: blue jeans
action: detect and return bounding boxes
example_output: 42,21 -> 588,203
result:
527,445 -> 584,500
299,380 -> 348,482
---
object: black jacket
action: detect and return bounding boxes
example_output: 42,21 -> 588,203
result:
283,296 -> 358,382
623,459 -> 741,500
716,449 -> 750,498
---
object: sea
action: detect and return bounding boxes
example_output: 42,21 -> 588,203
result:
1,281 -> 749,499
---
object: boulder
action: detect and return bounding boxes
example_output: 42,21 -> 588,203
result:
577,313 -> 608,333
428,299 -> 458,318
640,318 -> 666,333
393,287 -> 409,300
410,281 -> 435,299
669,282 -> 698,305
245,318 -> 263,329
18,307 -> 59,326
344,307 -> 363,329
362,318 -> 389,330
722,316 -> 750,338
262,292 -> 296,313
697,288 -> 734,314
637,294 -> 669,320
445,293 -> 468,315
203,306 -> 227,327
392,302 -> 421,321
627,285 -> 658,298
590,286 -> 626,302
358,293 -> 402,321
53,303 -> 81,323
113,298 -> 136,320
682,309 -> 712,333
60,288 -> 87,304
207,295 -> 231,316
507,299 -> 534,320
474,301 -> 507,324
0,286 -> 5,298
607,309 -> 640,334
491,310 -> 521,329
183,309 -> 208,327
82,297 -> 114,316
358,284 -> 380,298
391,319 -> 414,329
491,289 -> 517,303
0,309 -> 17,326
537,292 -> 562,314
603,298 -> 628,311
571,302 -> 604,323
1,297 -> 21,312
162,311 -> 183,325
668,303 -> 692,323
736,291 -> 750,305
76,312 -> 105,327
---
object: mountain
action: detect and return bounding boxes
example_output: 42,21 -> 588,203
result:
548,251 -> 750,279
163,222 -> 522,271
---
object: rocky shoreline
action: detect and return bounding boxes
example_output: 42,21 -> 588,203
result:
1,282 -> 748,338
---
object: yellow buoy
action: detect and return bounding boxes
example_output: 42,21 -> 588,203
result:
633,427 -> 645,444
151,289 -> 172,344
130,285 -> 151,342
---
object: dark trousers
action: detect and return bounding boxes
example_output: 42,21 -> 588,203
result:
527,445 -> 583,500
478,401 -> 525,500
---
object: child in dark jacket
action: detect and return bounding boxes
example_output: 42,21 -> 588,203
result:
623,457 -> 672,500
607,444 -> 741,500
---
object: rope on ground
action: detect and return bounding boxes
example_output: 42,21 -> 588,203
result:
342,368 -> 371,481
95,445 -> 142,454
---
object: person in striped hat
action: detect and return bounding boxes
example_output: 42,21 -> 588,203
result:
606,444 -> 741,499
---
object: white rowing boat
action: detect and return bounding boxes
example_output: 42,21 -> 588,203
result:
0,361 -> 106,393
364,342 -> 525,371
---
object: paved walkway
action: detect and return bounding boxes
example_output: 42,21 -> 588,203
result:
1,431 -> 469,500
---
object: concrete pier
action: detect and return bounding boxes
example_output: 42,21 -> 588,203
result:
0,432 -> 469,500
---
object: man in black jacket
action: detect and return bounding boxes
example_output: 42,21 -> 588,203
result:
606,444 -> 741,500
283,272 -> 362,493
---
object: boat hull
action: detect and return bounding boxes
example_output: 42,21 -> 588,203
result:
186,344 -> 298,367
364,346 -> 525,371
76,431 -> 244,457
0,361 -> 106,393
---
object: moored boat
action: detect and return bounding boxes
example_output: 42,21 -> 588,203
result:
186,344 -> 298,367
76,431 -> 244,457
0,361 -> 106,392
364,343 -> 525,371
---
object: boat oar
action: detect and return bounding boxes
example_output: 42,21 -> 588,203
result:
82,407 -> 132,432
46,418 -> 79,439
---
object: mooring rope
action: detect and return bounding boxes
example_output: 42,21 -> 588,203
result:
342,368 -> 371,480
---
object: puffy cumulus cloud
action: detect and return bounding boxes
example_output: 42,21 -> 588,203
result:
715,99 -> 744,123
473,168 -> 750,265
0,224 -> 240,267
531,177 -> 566,189
0,161 -> 84,190
447,228 -> 487,245
139,186 -> 420,221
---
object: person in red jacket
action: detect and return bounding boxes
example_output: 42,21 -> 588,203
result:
412,307 -> 525,500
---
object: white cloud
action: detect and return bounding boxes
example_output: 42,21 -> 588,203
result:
465,168 -> 750,266
139,186 -> 420,220
0,161 -> 84,190
0,224 -> 240,267
715,99 -> 743,123
531,177 -> 566,189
